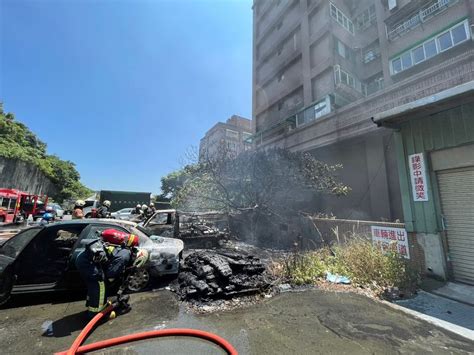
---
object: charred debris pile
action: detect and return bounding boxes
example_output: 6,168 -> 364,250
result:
176,250 -> 273,301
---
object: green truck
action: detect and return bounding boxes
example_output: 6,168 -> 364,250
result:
98,190 -> 151,212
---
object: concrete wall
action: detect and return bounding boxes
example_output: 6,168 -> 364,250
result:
0,157 -> 58,196
257,0 -> 301,60
257,28 -> 302,84
308,130 -> 403,222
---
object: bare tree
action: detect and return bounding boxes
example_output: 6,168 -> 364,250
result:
174,146 -> 350,215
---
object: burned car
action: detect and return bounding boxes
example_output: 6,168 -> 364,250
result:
0,219 -> 183,305
140,209 -> 229,249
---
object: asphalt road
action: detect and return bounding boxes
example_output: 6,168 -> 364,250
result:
0,289 -> 472,354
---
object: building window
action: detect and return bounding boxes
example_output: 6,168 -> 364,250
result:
225,129 -> 239,140
400,51 -> 412,69
296,95 -> 331,126
314,99 -> 330,118
334,65 -> 363,93
424,39 -> 437,58
227,142 -> 237,150
412,45 -> 424,64
438,31 -> 453,51
242,132 -> 252,142
330,3 -> 354,35
364,76 -> 384,96
355,4 -> 376,31
452,22 -> 468,44
337,40 -> 346,57
335,38 -> 354,62
390,19 -> 470,75
363,49 -> 380,63
296,95 -> 331,127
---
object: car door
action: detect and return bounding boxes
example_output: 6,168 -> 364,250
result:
14,224 -> 87,288
144,212 -> 175,237
69,223 -> 130,268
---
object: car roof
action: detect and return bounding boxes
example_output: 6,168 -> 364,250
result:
46,219 -> 136,228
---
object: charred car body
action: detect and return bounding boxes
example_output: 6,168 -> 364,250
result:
140,209 -> 229,249
0,219 -> 183,305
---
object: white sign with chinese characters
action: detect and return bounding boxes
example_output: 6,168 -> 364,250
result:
371,226 -> 410,259
408,153 -> 429,202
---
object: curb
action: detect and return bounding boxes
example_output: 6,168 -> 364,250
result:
381,299 -> 474,341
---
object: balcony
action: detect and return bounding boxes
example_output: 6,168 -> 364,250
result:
387,0 -> 458,41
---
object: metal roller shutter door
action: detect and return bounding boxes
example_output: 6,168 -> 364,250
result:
437,167 -> 474,285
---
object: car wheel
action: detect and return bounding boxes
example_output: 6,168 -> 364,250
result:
0,268 -> 14,306
126,269 -> 150,292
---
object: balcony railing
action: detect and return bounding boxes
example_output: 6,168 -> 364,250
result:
387,0 -> 458,41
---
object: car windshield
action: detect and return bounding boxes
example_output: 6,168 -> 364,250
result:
128,226 -> 155,247
0,227 -> 42,258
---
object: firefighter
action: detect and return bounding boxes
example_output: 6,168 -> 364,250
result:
141,204 -> 153,220
75,229 -> 148,319
40,212 -> 54,226
131,204 -> 142,215
149,202 -> 156,214
72,199 -> 85,219
140,204 -> 149,220
96,200 -> 111,218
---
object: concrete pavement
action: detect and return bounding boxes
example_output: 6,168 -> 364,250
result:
1,289 -> 473,354
394,290 -> 474,340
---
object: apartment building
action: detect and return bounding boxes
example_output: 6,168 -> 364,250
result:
252,0 -> 474,222
199,115 -> 253,162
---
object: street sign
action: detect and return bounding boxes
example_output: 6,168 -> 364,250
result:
371,225 -> 410,259
408,153 -> 429,202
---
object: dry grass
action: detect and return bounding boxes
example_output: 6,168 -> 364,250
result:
281,237 -> 420,296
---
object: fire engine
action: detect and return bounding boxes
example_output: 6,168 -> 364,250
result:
0,189 -> 48,224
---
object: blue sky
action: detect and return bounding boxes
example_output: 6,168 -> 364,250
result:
0,0 -> 253,193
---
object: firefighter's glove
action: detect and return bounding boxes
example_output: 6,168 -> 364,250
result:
132,248 -> 149,269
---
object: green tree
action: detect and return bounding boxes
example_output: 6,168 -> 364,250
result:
0,106 -> 92,202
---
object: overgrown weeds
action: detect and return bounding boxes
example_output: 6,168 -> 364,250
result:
282,237 -> 420,297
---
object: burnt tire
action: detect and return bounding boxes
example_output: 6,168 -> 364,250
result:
0,269 -> 14,306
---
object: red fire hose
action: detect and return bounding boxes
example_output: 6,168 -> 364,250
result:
56,304 -> 238,355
